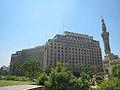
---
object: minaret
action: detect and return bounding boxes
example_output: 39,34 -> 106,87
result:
101,17 -> 111,60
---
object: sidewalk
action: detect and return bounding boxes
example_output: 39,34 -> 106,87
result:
0,85 -> 45,90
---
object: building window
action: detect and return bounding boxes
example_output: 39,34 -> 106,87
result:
51,53 -> 53,55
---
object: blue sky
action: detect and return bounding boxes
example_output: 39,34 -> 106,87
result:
0,0 -> 120,67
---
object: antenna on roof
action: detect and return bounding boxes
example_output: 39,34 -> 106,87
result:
63,21 -> 65,33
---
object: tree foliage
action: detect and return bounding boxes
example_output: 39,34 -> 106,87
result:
98,77 -> 120,90
96,65 -> 120,90
36,62 -> 90,90
0,67 -> 8,76
36,71 -> 48,85
112,65 -> 120,79
20,60 -> 41,81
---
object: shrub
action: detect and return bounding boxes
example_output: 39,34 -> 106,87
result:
4,75 -> 29,81
36,62 -> 90,90
98,77 -> 120,90
0,76 -> 4,80
36,72 -> 48,85
4,75 -> 16,80
18,76 -> 29,81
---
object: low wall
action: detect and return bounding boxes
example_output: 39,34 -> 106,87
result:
28,86 -> 45,90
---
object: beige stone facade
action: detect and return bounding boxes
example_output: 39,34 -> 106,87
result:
46,31 -> 103,73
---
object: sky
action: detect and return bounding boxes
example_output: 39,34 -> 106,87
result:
0,0 -> 120,67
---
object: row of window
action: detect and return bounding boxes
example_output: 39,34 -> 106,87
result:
50,45 -> 100,51
50,49 -> 101,55
49,62 -> 102,70
50,58 -> 102,64
50,53 -> 101,58
50,41 -> 98,47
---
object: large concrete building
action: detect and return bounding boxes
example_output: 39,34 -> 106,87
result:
46,31 -> 103,73
10,31 -> 103,75
10,45 -> 46,75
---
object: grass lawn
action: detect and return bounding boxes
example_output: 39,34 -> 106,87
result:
0,80 -> 32,86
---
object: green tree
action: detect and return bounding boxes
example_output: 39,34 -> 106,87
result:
112,65 -> 120,79
20,60 -> 41,81
48,67 -> 74,90
80,72 -> 90,90
0,67 -> 8,76
98,77 -> 120,90
36,62 -> 90,90
36,71 -> 48,85
36,62 -> 74,90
